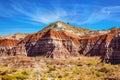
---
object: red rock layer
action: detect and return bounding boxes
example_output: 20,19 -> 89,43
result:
0,39 -> 19,56
15,32 -> 43,56
27,30 -> 80,58
0,27 -> 120,64
79,29 -> 120,64
103,31 -> 120,64
79,34 -> 115,56
0,39 -> 18,47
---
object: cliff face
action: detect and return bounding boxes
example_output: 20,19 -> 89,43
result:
79,29 -> 120,64
79,34 -> 114,56
10,22 -> 82,58
11,33 -> 43,56
0,39 -> 19,56
27,30 -> 80,58
0,22 -> 120,64
14,29 -> 80,58
102,31 -> 120,64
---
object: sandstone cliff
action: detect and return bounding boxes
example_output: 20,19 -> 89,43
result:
79,29 -> 120,64
102,29 -> 120,64
0,39 -> 19,56
0,22 -> 120,64
28,30 -> 80,58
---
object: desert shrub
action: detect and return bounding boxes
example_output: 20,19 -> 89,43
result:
0,70 -> 8,75
58,75 -> 62,78
48,68 -> 56,73
0,68 -> 17,76
48,73 -> 55,78
64,73 -> 70,77
2,75 -> 17,80
15,73 -> 29,80
34,71 -> 41,76
14,70 -> 30,80
21,70 -> 30,75
98,67 -> 110,73
41,78 -> 48,80
95,71 -> 106,78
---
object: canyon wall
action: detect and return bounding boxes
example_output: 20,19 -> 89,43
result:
0,22 -> 119,64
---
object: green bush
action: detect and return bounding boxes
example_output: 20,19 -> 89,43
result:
41,78 -> 48,80
98,67 -> 110,73
15,73 -> 29,80
2,75 -> 17,80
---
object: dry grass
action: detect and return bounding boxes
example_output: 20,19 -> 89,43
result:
0,56 -> 119,80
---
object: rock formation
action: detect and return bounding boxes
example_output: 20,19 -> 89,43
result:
0,33 -> 28,40
0,39 -> 19,56
39,21 -> 94,36
79,34 -> 114,56
28,30 -> 80,58
0,21 -> 119,64
102,29 -> 120,64
79,28 -> 120,64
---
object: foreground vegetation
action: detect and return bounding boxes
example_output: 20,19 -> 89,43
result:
0,56 -> 119,80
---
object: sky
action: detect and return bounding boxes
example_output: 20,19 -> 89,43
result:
0,0 -> 120,35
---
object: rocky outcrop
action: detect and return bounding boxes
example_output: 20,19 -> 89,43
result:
0,33 -> 28,40
0,39 -> 19,56
0,21 -> 94,58
102,30 -> 120,64
79,34 -> 114,56
0,22 -> 120,64
15,30 -> 80,58
18,32 -> 43,56
27,30 -> 80,58
78,29 -> 120,64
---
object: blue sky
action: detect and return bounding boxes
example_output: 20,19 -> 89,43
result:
0,0 -> 120,35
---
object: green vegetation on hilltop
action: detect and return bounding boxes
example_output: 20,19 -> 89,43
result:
39,21 -> 92,34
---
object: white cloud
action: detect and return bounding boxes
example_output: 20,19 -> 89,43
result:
1,0 -> 120,25
82,6 -> 120,24
9,0 -> 69,24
